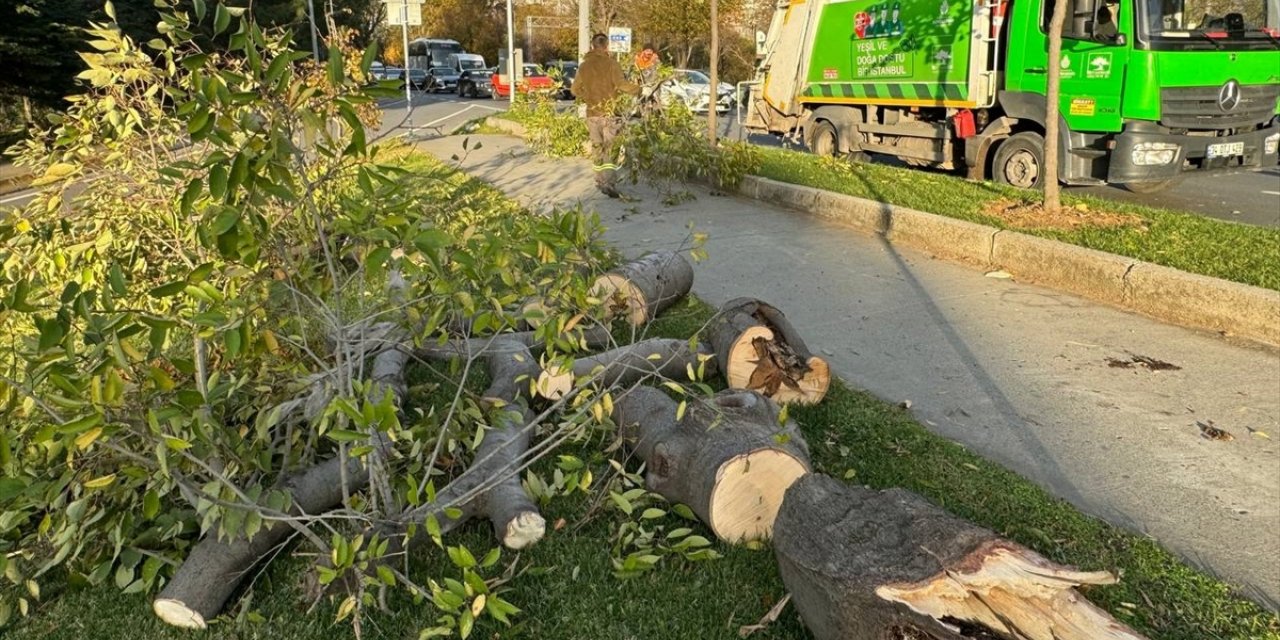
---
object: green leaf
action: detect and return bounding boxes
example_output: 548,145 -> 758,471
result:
104,0 -> 116,20
480,547 -> 501,568
609,491 -> 634,516
447,545 -> 477,569
180,178 -> 201,214
193,0 -> 207,22
376,564 -> 396,586
208,164 -> 228,200
326,46 -> 344,85
326,429 -> 366,443
212,209 -> 240,235
0,478 -> 27,502
57,413 -> 102,435
458,609 -> 474,639
360,42 -> 379,74
213,3 -> 230,35
143,490 -> 161,520
150,281 -> 187,298
640,508 -> 666,520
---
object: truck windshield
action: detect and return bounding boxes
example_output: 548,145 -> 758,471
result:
1139,0 -> 1280,41
459,59 -> 485,70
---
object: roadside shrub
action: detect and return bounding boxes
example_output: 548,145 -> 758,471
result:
506,92 -> 588,158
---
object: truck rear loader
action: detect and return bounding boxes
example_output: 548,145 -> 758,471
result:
743,0 -> 1280,192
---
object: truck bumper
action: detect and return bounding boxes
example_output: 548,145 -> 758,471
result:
1108,119 -> 1280,184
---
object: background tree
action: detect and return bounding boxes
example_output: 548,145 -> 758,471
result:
1043,0 -> 1068,213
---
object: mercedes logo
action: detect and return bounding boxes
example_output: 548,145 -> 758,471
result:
1218,80 -> 1241,112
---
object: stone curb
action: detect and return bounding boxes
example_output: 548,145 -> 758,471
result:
484,116 -> 527,138
0,163 -> 34,196
735,175 -> 1280,348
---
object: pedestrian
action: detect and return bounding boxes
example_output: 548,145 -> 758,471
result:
571,33 -> 640,198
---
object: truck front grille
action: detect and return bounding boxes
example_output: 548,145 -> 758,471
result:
1160,84 -> 1279,130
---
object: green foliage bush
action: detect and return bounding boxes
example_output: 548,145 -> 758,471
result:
0,1 -> 616,635
508,81 -> 761,192
506,93 -> 588,159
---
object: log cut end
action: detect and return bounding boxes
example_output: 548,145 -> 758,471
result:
502,511 -> 547,550
725,326 -> 830,406
709,448 -> 810,543
876,541 -> 1142,640
591,273 -> 648,327
152,599 -> 208,629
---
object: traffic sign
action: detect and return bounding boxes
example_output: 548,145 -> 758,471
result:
384,0 -> 423,26
608,27 -> 632,53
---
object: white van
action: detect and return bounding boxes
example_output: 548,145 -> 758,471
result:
446,53 -> 487,74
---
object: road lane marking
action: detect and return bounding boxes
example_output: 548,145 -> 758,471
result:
1,191 -> 34,204
1263,190 -> 1280,196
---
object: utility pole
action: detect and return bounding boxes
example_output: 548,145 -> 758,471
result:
578,0 -> 589,59
306,0 -> 321,61
578,0 -> 589,117
708,0 -> 719,145
506,0 -> 517,104
401,0 -> 412,126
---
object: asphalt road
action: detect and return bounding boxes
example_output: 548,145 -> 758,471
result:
5,90 -> 1278,228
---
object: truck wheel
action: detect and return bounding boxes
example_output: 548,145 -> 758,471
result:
993,132 -> 1045,189
1123,179 -> 1178,194
808,121 -> 840,157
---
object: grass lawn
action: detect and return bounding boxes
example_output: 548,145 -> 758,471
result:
756,149 -> 1280,291
6,151 -> 1278,640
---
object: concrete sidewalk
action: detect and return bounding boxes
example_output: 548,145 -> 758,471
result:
418,134 -> 1280,608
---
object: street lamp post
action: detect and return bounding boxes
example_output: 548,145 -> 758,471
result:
305,0 -> 321,61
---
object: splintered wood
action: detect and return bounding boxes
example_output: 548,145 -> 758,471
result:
710,298 -> 831,405
773,475 -> 1149,640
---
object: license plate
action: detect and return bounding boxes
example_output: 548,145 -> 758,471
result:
1207,141 -> 1245,158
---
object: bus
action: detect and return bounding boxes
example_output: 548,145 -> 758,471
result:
407,38 -> 463,71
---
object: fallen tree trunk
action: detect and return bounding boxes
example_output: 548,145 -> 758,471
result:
535,338 -> 717,400
709,297 -> 830,405
152,455 -> 370,629
772,474 -> 1148,640
611,387 -> 811,543
591,251 -> 694,327
399,338 -> 546,549
414,324 -> 613,362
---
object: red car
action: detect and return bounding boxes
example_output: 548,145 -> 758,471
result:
492,63 -> 555,98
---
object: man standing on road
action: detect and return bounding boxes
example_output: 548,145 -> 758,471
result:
572,33 -> 640,198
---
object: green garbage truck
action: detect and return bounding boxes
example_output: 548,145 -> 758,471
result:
742,0 -> 1280,192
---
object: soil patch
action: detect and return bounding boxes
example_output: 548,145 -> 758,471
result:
984,199 -> 1144,231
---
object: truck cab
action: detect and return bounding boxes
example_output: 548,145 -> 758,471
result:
743,0 -> 1280,191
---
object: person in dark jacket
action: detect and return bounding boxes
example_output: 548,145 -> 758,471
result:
571,33 -> 640,198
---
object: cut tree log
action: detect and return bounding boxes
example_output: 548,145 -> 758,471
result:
535,337 -> 717,400
772,474 -> 1149,640
591,251 -> 694,327
709,297 -> 830,405
414,324 -> 612,362
152,455 -> 370,629
611,387 -> 811,543
399,338 -> 547,550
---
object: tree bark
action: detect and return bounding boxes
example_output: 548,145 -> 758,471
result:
709,298 -> 830,405
152,455 -> 370,629
591,251 -> 694,327
1043,0 -> 1069,213
535,337 -> 717,400
772,474 -> 1149,640
612,387 -> 811,543
397,338 -> 546,550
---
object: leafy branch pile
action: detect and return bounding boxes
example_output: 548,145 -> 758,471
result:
505,75 -> 760,194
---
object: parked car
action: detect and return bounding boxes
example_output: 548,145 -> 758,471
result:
426,66 -> 460,93
457,66 -> 495,98
659,69 -> 735,112
491,63 -> 555,98
399,68 -> 428,90
544,60 -> 578,100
